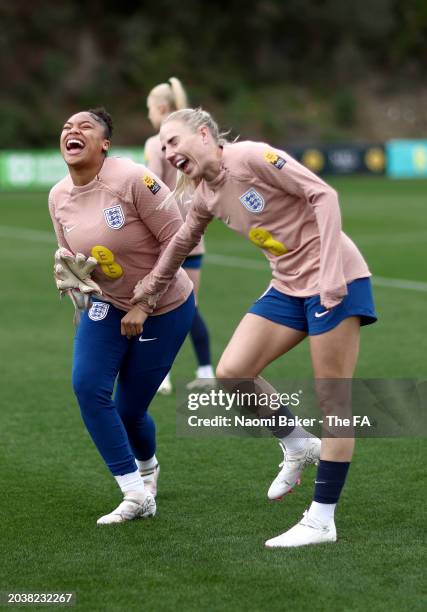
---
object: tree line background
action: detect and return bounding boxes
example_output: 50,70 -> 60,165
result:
1,0 -> 426,149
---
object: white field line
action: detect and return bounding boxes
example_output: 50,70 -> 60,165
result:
205,254 -> 427,293
351,231 -> 427,246
1,225 -> 426,293
0,226 -> 57,243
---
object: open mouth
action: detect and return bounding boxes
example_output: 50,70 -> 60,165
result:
175,156 -> 190,173
65,138 -> 85,153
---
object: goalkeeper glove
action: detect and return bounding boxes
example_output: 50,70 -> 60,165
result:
54,248 -> 102,323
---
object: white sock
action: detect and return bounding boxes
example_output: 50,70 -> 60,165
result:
136,454 -> 158,472
115,469 -> 145,494
280,425 -> 310,455
196,364 -> 215,378
307,501 -> 336,524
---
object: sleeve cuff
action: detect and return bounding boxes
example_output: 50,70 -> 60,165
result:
134,301 -> 154,315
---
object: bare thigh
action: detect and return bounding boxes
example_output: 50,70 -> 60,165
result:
217,313 -> 307,378
310,316 -> 360,378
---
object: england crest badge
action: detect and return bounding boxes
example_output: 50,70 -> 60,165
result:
239,189 -> 265,214
103,204 -> 125,229
88,302 -> 110,321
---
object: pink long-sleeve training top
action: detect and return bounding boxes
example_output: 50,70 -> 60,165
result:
48,156 -> 192,314
144,134 -> 205,257
137,141 -> 371,312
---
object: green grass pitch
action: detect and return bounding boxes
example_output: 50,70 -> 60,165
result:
0,178 -> 426,611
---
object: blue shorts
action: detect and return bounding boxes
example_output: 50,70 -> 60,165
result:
248,278 -> 377,336
183,254 -> 203,270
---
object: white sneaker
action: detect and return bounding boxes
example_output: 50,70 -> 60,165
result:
265,511 -> 337,548
140,463 -> 160,498
186,377 -> 217,390
157,373 -> 172,396
96,489 -> 156,525
268,437 -> 321,500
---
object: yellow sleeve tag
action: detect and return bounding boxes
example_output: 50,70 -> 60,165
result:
263,150 -> 286,170
142,175 -> 161,194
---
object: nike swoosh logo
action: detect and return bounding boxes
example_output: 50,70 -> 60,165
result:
138,337 -> 157,342
64,225 -> 77,233
314,481 -> 327,484
314,310 -> 329,318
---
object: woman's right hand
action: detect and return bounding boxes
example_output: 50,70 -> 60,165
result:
120,306 -> 149,338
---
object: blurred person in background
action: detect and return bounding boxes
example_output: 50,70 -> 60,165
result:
145,78 -> 215,394
49,108 -> 195,524
131,107 -> 377,549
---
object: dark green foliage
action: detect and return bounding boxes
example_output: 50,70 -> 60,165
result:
1,1 -> 426,147
334,89 -> 357,127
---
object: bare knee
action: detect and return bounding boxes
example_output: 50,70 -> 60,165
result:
216,360 -> 237,379
216,359 -> 260,379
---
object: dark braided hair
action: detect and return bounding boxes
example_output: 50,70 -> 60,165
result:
87,107 -> 113,139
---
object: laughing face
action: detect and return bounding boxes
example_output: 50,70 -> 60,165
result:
60,112 -> 110,168
160,120 -> 219,181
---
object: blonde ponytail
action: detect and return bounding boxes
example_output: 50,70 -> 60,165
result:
168,77 -> 188,110
148,77 -> 188,112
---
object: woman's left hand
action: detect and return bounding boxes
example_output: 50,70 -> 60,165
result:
121,306 -> 148,339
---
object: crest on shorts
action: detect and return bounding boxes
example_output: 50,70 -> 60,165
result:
239,189 -> 265,214
103,204 -> 125,229
88,302 -> 110,321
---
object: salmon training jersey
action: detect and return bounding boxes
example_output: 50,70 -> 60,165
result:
137,141 -> 370,312
144,134 -> 205,257
48,156 -> 192,314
